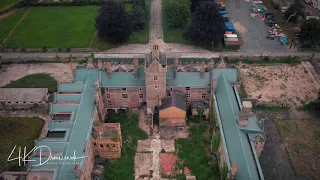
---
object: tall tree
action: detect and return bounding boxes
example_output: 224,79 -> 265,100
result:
284,0 -> 305,23
95,1 -> 132,43
190,0 -> 214,12
299,19 -> 320,49
131,6 -> 147,30
164,0 -> 190,28
133,0 -> 147,12
183,1 -> 225,47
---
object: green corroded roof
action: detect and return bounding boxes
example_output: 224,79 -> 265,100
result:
215,74 -> 264,180
29,69 -> 99,180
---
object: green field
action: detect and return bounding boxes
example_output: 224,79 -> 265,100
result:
0,8 -> 27,42
0,0 -> 20,10
4,6 -> 98,48
0,117 -> 44,173
3,73 -> 57,93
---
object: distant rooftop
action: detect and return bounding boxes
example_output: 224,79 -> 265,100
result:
0,88 -> 48,102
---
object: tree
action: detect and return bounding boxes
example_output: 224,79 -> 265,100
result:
284,0 -> 304,23
133,0 -> 147,12
183,1 -> 225,47
299,19 -> 320,49
131,6 -> 147,30
164,0 -> 190,28
190,0 -> 214,12
95,1 -> 132,43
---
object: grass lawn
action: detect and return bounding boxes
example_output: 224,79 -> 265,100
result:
175,122 -> 219,179
3,6 -> 98,48
0,0 -> 20,10
276,119 -> 320,180
104,112 -> 148,180
0,117 -> 44,173
3,73 -> 57,93
0,8 -> 27,42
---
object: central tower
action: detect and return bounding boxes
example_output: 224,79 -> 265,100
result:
145,40 -> 167,108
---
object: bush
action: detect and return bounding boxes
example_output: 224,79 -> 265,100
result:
57,47 -> 62,52
133,0 -> 147,11
42,46 -> 47,52
164,0 -> 190,28
131,6 -> 147,30
20,48 -> 25,52
66,47 -> 71,52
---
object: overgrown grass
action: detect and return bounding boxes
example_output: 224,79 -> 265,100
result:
0,117 -> 44,173
0,8 -> 27,42
3,73 -> 57,93
225,56 -> 301,65
4,6 -> 98,48
276,119 -> 320,179
175,123 -> 219,180
252,103 -> 290,111
104,112 -> 148,180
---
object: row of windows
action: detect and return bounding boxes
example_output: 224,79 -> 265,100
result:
167,93 -> 207,98
93,143 -> 118,149
4,101 -> 42,104
106,94 -> 144,99
100,151 -> 118,157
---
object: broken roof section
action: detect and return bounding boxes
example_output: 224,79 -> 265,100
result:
0,88 -> 48,102
214,74 -> 264,180
161,92 -> 186,111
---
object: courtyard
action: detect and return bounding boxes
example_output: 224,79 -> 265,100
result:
0,63 -> 73,87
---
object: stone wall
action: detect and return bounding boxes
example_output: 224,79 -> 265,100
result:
103,87 -> 146,108
80,141 -> 94,180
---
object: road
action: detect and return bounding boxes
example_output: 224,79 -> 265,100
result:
1,51 -> 319,61
149,0 -> 163,40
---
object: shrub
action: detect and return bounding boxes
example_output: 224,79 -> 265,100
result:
131,6 -> 147,30
42,46 -> 47,52
164,0 -> 190,28
57,47 -> 62,52
66,47 -> 71,52
20,48 -> 25,52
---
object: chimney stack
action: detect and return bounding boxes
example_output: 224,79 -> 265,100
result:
200,61 -> 207,78
105,62 -> 112,79
237,101 -> 252,126
133,58 -> 139,79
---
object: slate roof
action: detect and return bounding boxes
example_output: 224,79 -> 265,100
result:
0,88 -> 48,102
161,92 -> 186,111
214,74 -> 264,180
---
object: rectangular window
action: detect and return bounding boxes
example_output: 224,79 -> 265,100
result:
186,101 -> 191,105
186,87 -> 190,91
154,76 -> 158,80
186,93 -> 190,98
202,94 -> 206,98
168,92 -> 171,97
100,144 -> 103,148
139,94 -> 144,98
46,131 -> 66,138
106,94 -> 111,98
122,101 -> 128,106
107,101 -> 112,106
122,94 -> 128,98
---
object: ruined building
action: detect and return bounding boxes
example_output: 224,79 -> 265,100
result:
0,41 -> 265,180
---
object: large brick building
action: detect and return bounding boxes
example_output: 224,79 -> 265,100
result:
0,41 -> 266,180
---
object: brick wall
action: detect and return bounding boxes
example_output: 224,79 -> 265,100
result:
167,87 -> 210,105
80,141 -> 94,180
103,87 -> 146,108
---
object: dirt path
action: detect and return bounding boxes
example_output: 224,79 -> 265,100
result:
1,8 -> 30,45
149,0 -> 163,40
0,10 -> 16,20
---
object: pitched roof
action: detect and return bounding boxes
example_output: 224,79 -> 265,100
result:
215,74 -> 264,180
161,92 -> 186,111
0,88 -> 48,102
29,69 -> 99,180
